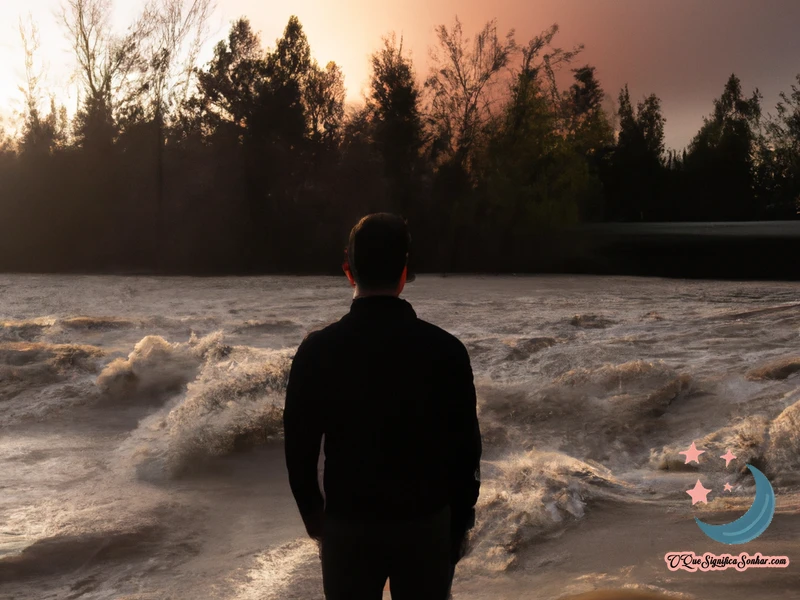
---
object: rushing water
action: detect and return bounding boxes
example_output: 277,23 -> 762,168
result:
1,274 -> 799,600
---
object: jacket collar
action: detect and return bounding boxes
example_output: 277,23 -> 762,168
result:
348,295 -> 417,320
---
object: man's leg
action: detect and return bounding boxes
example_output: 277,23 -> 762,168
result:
320,514 -> 388,600
384,506 -> 453,600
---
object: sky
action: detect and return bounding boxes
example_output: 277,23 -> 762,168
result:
1,0 -> 799,151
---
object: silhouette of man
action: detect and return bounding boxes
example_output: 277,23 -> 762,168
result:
284,213 -> 481,599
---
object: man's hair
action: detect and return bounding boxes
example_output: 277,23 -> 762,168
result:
347,213 -> 411,291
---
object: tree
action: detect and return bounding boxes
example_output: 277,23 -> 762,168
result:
605,85 -> 667,220
423,17 -> 517,271
762,74 -> 800,217
61,0 -> 149,148
192,17 -> 267,136
139,0 -> 214,124
616,85 -> 636,144
252,15 -> 311,148
637,94 -> 666,159
425,17 -> 516,171
18,16 -> 68,155
367,34 -> 424,217
0,119 -> 14,157
304,60 -> 345,145
559,65 -> 613,219
476,26 -> 591,264
684,74 -> 762,220
271,15 -> 311,82
336,105 -> 390,217
509,24 -> 582,138
563,66 -> 614,155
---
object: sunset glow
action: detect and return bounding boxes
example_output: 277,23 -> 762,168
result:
1,0 -> 799,149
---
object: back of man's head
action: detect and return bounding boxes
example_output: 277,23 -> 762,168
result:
347,213 -> 411,291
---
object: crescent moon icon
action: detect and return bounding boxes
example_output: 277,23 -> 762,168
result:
695,464 -> 776,545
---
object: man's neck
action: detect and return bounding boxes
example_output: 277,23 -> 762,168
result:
353,288 -> 399,299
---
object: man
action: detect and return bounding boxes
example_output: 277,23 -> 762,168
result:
283,213 -> 481,600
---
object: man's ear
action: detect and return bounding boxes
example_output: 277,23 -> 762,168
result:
403,252 -> 415,282
343,264 -> 356,287
396,265 -> 408,295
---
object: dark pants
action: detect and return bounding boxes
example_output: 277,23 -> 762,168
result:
320,505 -> 456,600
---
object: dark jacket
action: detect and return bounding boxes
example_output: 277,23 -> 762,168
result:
283,295 -> 481,540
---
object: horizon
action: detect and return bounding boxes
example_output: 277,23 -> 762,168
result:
2,0 -> 800,151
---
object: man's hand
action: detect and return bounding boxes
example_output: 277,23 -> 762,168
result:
451,530 -> 470,564
450,506 -> 475,565
302,507 -> 324,543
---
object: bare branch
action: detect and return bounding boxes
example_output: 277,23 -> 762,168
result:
425,17 -> 516,167
18,15 -> 43,122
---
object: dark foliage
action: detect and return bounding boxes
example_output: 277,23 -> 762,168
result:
0,11 -> 798,275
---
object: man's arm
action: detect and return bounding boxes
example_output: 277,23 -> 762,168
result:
283,333 -> 325,541
448,340 -> 482,561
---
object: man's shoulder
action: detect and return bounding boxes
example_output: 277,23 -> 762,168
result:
298,315 -> 467,357
298,319 -> 341,346
414,317 -> 468,355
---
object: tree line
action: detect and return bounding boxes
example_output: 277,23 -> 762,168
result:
1,0 -> 798,274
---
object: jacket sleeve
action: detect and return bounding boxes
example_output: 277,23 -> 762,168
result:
283,333 -> 325,525
447,340 -> 482,531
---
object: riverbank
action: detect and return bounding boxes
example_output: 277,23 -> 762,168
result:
1,221 -> 799,280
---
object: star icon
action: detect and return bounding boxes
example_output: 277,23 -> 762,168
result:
721,449 -> 737,468
723,482 -> 734,492
687,479 -> 712,505
679,442 -> 705,465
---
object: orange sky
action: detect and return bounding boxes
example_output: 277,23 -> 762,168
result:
2,0 -> 799,150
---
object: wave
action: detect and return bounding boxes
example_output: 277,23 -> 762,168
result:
570,314 -> 615,329
95,332 -> 230,405
559,589 -> 692,600
235,539 -> 321,600
766,396 -> 800,483
717,302 -> 800,321
649,415 -> 771,474
650,386 -> 800,484
641,311 -> 664,321
0,341 -> 104,406
60,316 -> 139,331
1,315 -> 227,345
0,318 -> 56,342
746,356 -> 800,381
461,450 -> 629,573
117,341 -> 292,480
0,525 -> 165,580
232,319 -> 303,335
480,360 -> 690,467
551,361 -> 688,414
501,337 -> 557,361
146,314 -> 221,332
0,341 -> 103,370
